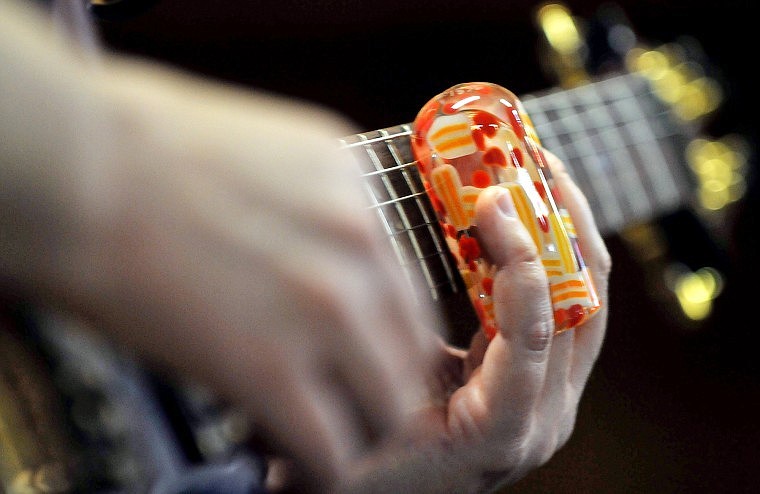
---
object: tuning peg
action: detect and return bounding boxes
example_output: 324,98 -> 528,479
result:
686,135 -> 749,212
534,2 -> 590,88
626,43 -> 723,122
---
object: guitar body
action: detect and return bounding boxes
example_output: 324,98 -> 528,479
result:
2,1 -> 758,492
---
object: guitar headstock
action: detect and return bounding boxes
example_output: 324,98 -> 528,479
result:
533,2 -> 751,326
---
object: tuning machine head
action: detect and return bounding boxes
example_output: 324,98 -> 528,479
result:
626,42 -> 723,123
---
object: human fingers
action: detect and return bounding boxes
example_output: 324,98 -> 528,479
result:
543,151 -> 611,391
188,91 -> 443,375
92,53 -> 444,486
543,151 -> 611,290
278,242 -> 440,443
92,119 -> 439,490
522,151 -> 611,458
184,200 -> 440,473
158,74 -> 443,433
170,318 -> 369,491
451,186 -> 554,439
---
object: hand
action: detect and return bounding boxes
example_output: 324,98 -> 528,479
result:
339,151 -> 611,493
86,67 -> 447,488
1,5 -> 441,488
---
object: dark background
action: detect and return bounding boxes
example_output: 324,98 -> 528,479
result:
92,1 -> 759,492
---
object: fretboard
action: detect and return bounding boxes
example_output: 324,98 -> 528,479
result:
339,71 -> 697,346
522,72 -> 695,232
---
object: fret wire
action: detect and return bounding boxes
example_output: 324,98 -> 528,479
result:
527,74 -> 679,141
520,98 -> 573,173
338,70 -> 696,290
553,87 -> 638,221
346,131 -> 421,295
594,82 -> 683,218
342,127 -> 412,148
531,121 -> 683,162
385,217 -> 442,236
380,134 -> 434,233
368,190 -> 429,209
360,160 -> 417,178
572,81 -> 655,223
531,104 -> 677,141
532,113 -> 681,153
387,127 -> 458,293
356,124 -> 684,216
388,130 -> 448,234
606,76 -> 686,210
529,72 -> 651,116
344,128 -> 458,300
526,79 -> 677,140
521,96 -> 607,230
525,74 -> 694,229
377,128 -> 442,297
381,127 -> 421,198
626,82 -> 696,196
526,92 -> 627,232
399,249 -> 457,267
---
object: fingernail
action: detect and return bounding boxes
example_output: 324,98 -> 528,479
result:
495,188 -> 517,218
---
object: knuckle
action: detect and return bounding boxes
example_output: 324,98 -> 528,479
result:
493,259 -> 546,305
525,319 -> 553,354
508,233 -> 542,266
596,246 -> 613,276
281,264 -> 361,340
521,259 -> 549,286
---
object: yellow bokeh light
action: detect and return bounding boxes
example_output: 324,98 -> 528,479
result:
537,3 -> 582,55
675,267 -> 723,320
634,50 -> 670,79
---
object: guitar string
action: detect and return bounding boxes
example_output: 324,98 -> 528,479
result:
339,127 -> 460,299
339,128 -> 424,296
601,76 -> 692,215
573,82 -> 658,217
525,87 -> 628,231
349,120 -> 682,218
569,90 -> 655,223
523,73 -> 691,221
378,127 -> 460,296
530,76 -> 656,227
339,73 -> 692,295
349,105 -> 684,231
348,74 -> 686,196
605,77 -> 687,210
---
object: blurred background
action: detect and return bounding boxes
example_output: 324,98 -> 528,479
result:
90,0 -> 758,491
5,1 -> 757,492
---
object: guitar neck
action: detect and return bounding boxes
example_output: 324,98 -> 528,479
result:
521,72 -> 696,234
340,71 -> 697,344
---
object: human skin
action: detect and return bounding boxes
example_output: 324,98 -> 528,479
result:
0,1 -> 610,492
334,154 -> 611,494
